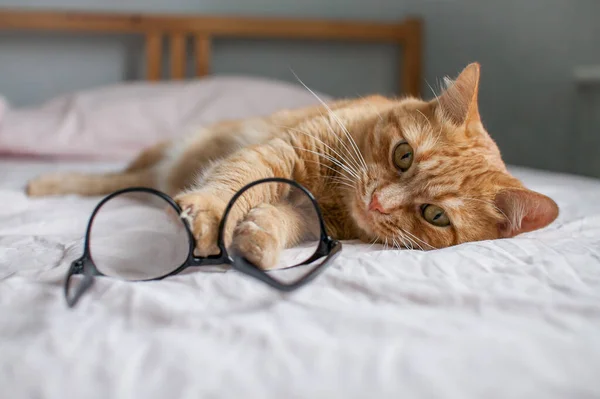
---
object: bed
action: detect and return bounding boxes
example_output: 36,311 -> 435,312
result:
1,9 -> 600,399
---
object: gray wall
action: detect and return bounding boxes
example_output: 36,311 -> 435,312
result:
0,0 -> 599,175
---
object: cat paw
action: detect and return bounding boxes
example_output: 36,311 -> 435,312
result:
232,207 -> 282,270
174,191 -> 227,257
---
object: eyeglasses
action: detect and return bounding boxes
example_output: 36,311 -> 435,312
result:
65,177 -> 342,307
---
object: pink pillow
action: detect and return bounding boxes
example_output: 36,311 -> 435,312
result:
0,76 -> 331,160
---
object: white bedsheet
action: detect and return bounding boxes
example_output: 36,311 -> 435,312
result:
1,158 -> 599,399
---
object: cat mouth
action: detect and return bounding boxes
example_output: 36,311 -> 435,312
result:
351,195 -> 388,237
349,196 -> 371,232
351,182 -> 391,238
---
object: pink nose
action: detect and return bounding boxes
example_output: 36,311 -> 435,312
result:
369,193 -> 389,214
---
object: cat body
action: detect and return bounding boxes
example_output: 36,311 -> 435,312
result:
27,64 -> 559,269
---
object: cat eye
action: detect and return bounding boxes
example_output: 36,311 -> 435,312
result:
393,142 -> 414,172
421,204 -> 450,227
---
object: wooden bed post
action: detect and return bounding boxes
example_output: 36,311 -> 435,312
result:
145,32 -> 162,81
401,18 -> 423,98
170,32 -> 186,79
195,34 -> 211,77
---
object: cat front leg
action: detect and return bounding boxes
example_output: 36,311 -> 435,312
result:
174,138 -> 300,258
175,190 -> 228,257
232,202 -> 314,270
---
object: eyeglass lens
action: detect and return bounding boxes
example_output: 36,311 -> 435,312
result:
88,191 -> 190,280
224,181 -> 324,283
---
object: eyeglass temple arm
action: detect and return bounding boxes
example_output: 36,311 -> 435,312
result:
233,240 -> 342,292
297,237 -> 337,266
64,258 -> 97,308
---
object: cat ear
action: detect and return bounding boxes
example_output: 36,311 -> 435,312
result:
433,62 -> 481,126
494,188 -> 559,238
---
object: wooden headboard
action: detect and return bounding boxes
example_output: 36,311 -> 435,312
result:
0,9 -> 423,96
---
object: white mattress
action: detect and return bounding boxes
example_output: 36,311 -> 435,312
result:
1,158 -> 600,399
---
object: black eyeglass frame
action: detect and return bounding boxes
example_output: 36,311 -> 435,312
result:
65,177 -> 342,307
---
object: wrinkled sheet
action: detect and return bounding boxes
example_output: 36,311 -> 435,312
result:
1,158 -> 599,399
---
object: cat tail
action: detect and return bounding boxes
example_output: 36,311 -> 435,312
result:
26,169 -> 157,197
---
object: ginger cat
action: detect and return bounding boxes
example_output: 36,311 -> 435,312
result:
26,63 -> 559,269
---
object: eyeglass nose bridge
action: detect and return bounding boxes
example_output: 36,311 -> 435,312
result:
71,258 -> 84,274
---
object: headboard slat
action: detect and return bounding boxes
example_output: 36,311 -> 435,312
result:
195,35 -> 211,78
170,33 -> 186,79
145,32 -> 162,81
0,9 -> 423,96
401,19 -> 422,97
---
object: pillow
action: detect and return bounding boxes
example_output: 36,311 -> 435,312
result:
0,76 -> 332,160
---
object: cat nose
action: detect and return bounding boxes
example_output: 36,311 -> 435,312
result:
369,193 -> 390,214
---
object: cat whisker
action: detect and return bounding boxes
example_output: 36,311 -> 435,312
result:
291,146 -> 360,180
313,112 -> 366,175
328,175 -> 356,186
314,108 -> 368,175
425,79 -> 451,126
425,79 -> 440,103
330,181 -> 355,190
280,125 -> 363,177
327,179 -> 355,190
394,234 -> 406,249
398,231 -> 415,250
318,106 -> 368,173
336,119 -> 369,172
398,234 -> 410,250
324,116 -> 370,181
327,175 -> 357,185
397,233 -> 411,250
404,232 -> 423,251
302,159 -> 357,185
301,169 -> 355,191
367,235 -> 380,251
291,71 -> 368,173
322,117 -> 368,177
401,228 -> 436,250
289,71 -> 364,172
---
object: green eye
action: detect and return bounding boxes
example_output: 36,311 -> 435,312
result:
421,204 -> 450,227
393,142 -> 414,172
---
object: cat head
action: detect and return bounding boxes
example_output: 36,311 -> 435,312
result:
351,63 -> 558,249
